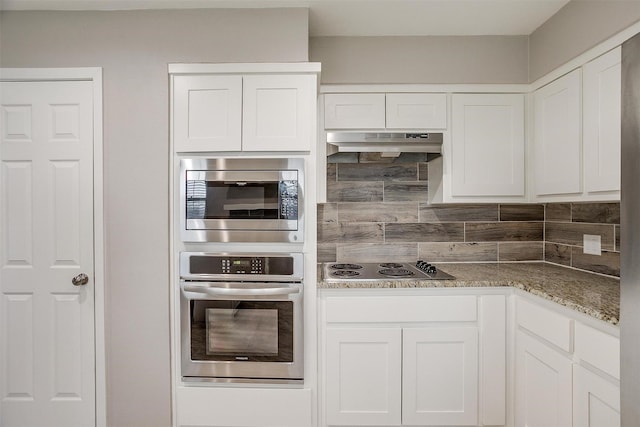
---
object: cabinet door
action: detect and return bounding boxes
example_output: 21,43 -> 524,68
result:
583,47 -> 621,195
573,365 -> 620,427
533,69 -> 582,196
515,331 -> 572,427
325,328 -> 402,426
242,74 -> 315,151
386,93 -> 447,129
402,327 -> 478,426
324,93 -> 386,129
451,93 -> 525,197
173,75 -> 242,152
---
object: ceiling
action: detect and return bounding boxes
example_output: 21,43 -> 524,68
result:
0,0 -> 571,37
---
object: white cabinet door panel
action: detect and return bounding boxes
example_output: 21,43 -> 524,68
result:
451,94 -> 525,197
402,327 -> 478,426
573,365 -> 620,427
173,75 -> 242,152
583,47 -> 621,194
325,328 -> 402,426
515,331 -> 572,427
386,93 -> 447,129
533,69 -> 582,196
324,93 -> 386,129
243,74 -> 315,151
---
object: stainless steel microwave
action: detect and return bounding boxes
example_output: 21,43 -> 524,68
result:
179,158 -> 304,243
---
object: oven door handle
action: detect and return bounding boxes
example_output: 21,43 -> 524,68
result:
182,284 -> 301,297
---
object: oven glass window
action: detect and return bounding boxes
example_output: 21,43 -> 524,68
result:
186,180 -> 279,220
190,300 -> 294,362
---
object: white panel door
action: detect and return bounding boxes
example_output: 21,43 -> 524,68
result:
451,93 -> 525,197
242,74 -> 315,151
583,47 -> 621,194
325,327 -> 402,426
573,365 -> 620,427
324,93 -> 386,129
173,75 -> 242,152
515,331 -> 572,427
0,81 -> 95,427
533,69 -> 582,196
386,93 -> 447,129
402,327 -> 479,426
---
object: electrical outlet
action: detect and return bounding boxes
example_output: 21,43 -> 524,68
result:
583,234 -> 602,255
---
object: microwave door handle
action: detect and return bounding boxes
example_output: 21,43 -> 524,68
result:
182,284 -> 301,297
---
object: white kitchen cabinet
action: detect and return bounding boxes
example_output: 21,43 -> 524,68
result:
386,93 -> 447,129
173,72 -> 317,152
324,93 -> 386,129
402,327 -> 478,426
325,328 -> 402,426
515,331 -> 573,427
583,47 -> 621,196
173,75 -> 243,152
573,365 -> 620,427
320,292 -> 505,427
450,93 -> 525,197
533,69 -> 582,198
324,93 -> 447,130
242,74 -> 316,151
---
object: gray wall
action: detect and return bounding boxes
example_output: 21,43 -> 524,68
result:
310,35 -> 529,84
530,0 -> 640,81
0,9 -> 308,427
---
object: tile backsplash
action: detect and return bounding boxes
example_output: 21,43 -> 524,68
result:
318,162 -> 621,277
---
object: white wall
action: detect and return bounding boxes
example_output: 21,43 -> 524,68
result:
530,0 -> 640,81
0,9 -> 308,427
310,35 -> 529,84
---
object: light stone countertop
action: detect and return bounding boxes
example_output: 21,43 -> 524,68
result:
318,262 -> 620,325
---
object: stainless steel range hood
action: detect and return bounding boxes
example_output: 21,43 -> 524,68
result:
326,132 -> 443,163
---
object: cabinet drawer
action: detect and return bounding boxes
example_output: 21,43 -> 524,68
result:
517,298 -> 573,352
575,323 -> 620,379
326,296 -> 477,323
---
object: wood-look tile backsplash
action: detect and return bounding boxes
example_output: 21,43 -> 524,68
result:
318,162 -> 621,277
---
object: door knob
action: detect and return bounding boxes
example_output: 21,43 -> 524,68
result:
72,273 -> 89,286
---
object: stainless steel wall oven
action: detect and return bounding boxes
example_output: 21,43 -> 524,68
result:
179,252 -> 304,383
180,158 -> 304,243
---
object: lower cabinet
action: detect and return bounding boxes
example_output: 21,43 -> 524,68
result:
573,365 -> 620,427
515,331 -> 573,427
514,293 -> 620,427
326,327 -> 478,426
321,293 -> 505,427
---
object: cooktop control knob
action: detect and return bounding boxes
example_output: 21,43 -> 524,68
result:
416,260 -> 437,274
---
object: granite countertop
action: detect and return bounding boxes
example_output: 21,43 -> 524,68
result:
318,262 -> 620,325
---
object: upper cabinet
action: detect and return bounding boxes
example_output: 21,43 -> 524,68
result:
583,47 -> 622,195
324,93 -> 447,130
532,48 -> 621,202
171,64 -> 319,153
450,93 -> 525,199
533,68 -> 583,198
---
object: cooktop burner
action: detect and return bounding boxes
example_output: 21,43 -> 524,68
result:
323,261 -> 455,281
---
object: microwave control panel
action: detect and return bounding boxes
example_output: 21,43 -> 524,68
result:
279,181 -> 298,220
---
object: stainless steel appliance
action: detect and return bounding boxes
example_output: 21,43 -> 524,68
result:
180,252 -> 304,383
621,33 -> 640,425
323,261 -> 455,282
180,158 -> 304,242
326,132 -> 443,163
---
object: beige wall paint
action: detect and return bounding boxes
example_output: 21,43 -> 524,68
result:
530,0 -> 640,81
0,9 -> 308,427
310,35 -> 529,84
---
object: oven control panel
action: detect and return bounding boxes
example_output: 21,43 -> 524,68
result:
188,254 -> 295,276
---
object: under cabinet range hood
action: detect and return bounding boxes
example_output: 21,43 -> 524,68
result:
326,132 -> 443,163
